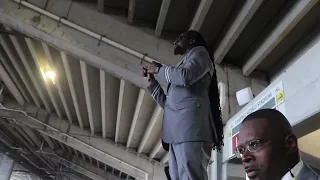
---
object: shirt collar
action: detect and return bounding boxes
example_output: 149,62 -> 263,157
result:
178,46 -> 205,65
187,46 -> 205,57
281,161 -> 304,180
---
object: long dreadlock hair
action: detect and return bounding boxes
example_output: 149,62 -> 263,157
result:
186,30 -> 224,151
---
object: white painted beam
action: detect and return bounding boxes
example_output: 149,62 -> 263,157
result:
66,144 -> 73,154
128,0 -> 136,24
42,44 -> 73,124
189,0 -> 213,31
100,71 -> 120,139
0,61 -> 24,105
41,133 -> 55,149
243,0 -> 318,76
14,126 -> 36,147
149,138 -> 162,159
97,0 -> 105,13
126,89 -> 145,148
214,0 -> 264,64
155,0 -> 171,37
59,142 -> 67,152
138,106 -> 162,153
89,156 -> 93,165
25,38 -> 58,115
0,47 -> 30,103
0,102 -> 166,180
81,153 -> 86,162
115,80 -> 125,143
9,35 -> 51,112
74,149 -> 79,158
80,61 -> 95,135
0,35 -> 39,106
160,153 -> 168,164
100,70 -> 107,138
61,52 -> 84,129
23,127 -> 41,147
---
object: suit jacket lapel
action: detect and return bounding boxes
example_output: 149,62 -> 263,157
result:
176,58 -> 185,67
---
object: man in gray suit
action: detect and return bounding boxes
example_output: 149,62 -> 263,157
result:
236,109 -> 319,180
144,30 -> 224,180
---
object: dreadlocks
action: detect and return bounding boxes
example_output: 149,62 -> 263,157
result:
186,30 -> 224,151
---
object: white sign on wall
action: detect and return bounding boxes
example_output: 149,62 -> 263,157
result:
226,81 -> 287,159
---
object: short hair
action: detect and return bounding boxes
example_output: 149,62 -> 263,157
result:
241,109 -> 292,138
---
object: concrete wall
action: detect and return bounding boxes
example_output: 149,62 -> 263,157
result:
271,32 -> 320,127
216,65 -> 268,123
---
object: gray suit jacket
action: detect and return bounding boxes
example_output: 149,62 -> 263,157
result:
147,46 -> 214,144
297,163 -> 320,180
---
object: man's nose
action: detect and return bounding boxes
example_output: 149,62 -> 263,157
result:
242,149 -> 254,163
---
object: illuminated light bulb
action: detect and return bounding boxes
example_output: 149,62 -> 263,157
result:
46,71 -> 56,84
46,71 -> 56,79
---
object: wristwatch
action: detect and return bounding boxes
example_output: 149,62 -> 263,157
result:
156,64 -> 162,74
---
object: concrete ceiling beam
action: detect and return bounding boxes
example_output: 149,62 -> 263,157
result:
155,0 -> 171,37
138,106 -> 162,153
0,100 -> 166,180
243,0 -> 318,75
126,89 -> 145,148
0,0 -> 180,88
189,0 -> 213,31
25,38 -> 58,116
214,0 -> 263,64
0,35 -> 39,106
0,60 -> 24,105
42,43 -> 74,124
61,52 -> 86,129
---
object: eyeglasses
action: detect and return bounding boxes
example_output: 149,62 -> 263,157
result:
235,139 -> 268,158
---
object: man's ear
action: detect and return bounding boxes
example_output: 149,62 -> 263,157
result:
285,134 -> 298,152
189,38 -> 195,45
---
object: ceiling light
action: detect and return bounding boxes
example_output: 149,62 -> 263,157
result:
41,70 -> 56,84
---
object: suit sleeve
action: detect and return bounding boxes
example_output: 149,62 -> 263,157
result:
147,81 -> 166,109
157,48 -> 212,87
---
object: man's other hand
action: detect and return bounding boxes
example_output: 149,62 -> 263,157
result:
142,67 -> 156,85
147,73 -> 156,85
147,61 -> 162,74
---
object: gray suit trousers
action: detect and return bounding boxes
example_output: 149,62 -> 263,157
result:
169,142 -> 211,180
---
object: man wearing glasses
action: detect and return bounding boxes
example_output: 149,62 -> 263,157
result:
236,109 -> 319,180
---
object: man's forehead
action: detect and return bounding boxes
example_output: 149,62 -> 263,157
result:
238,119 -> 269,143
179,32 -> 188,37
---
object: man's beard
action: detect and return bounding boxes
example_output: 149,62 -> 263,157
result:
174,45 -> 184,55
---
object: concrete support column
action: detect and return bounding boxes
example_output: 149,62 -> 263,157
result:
0,154 -> 15,180
209,150 -> 223,180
